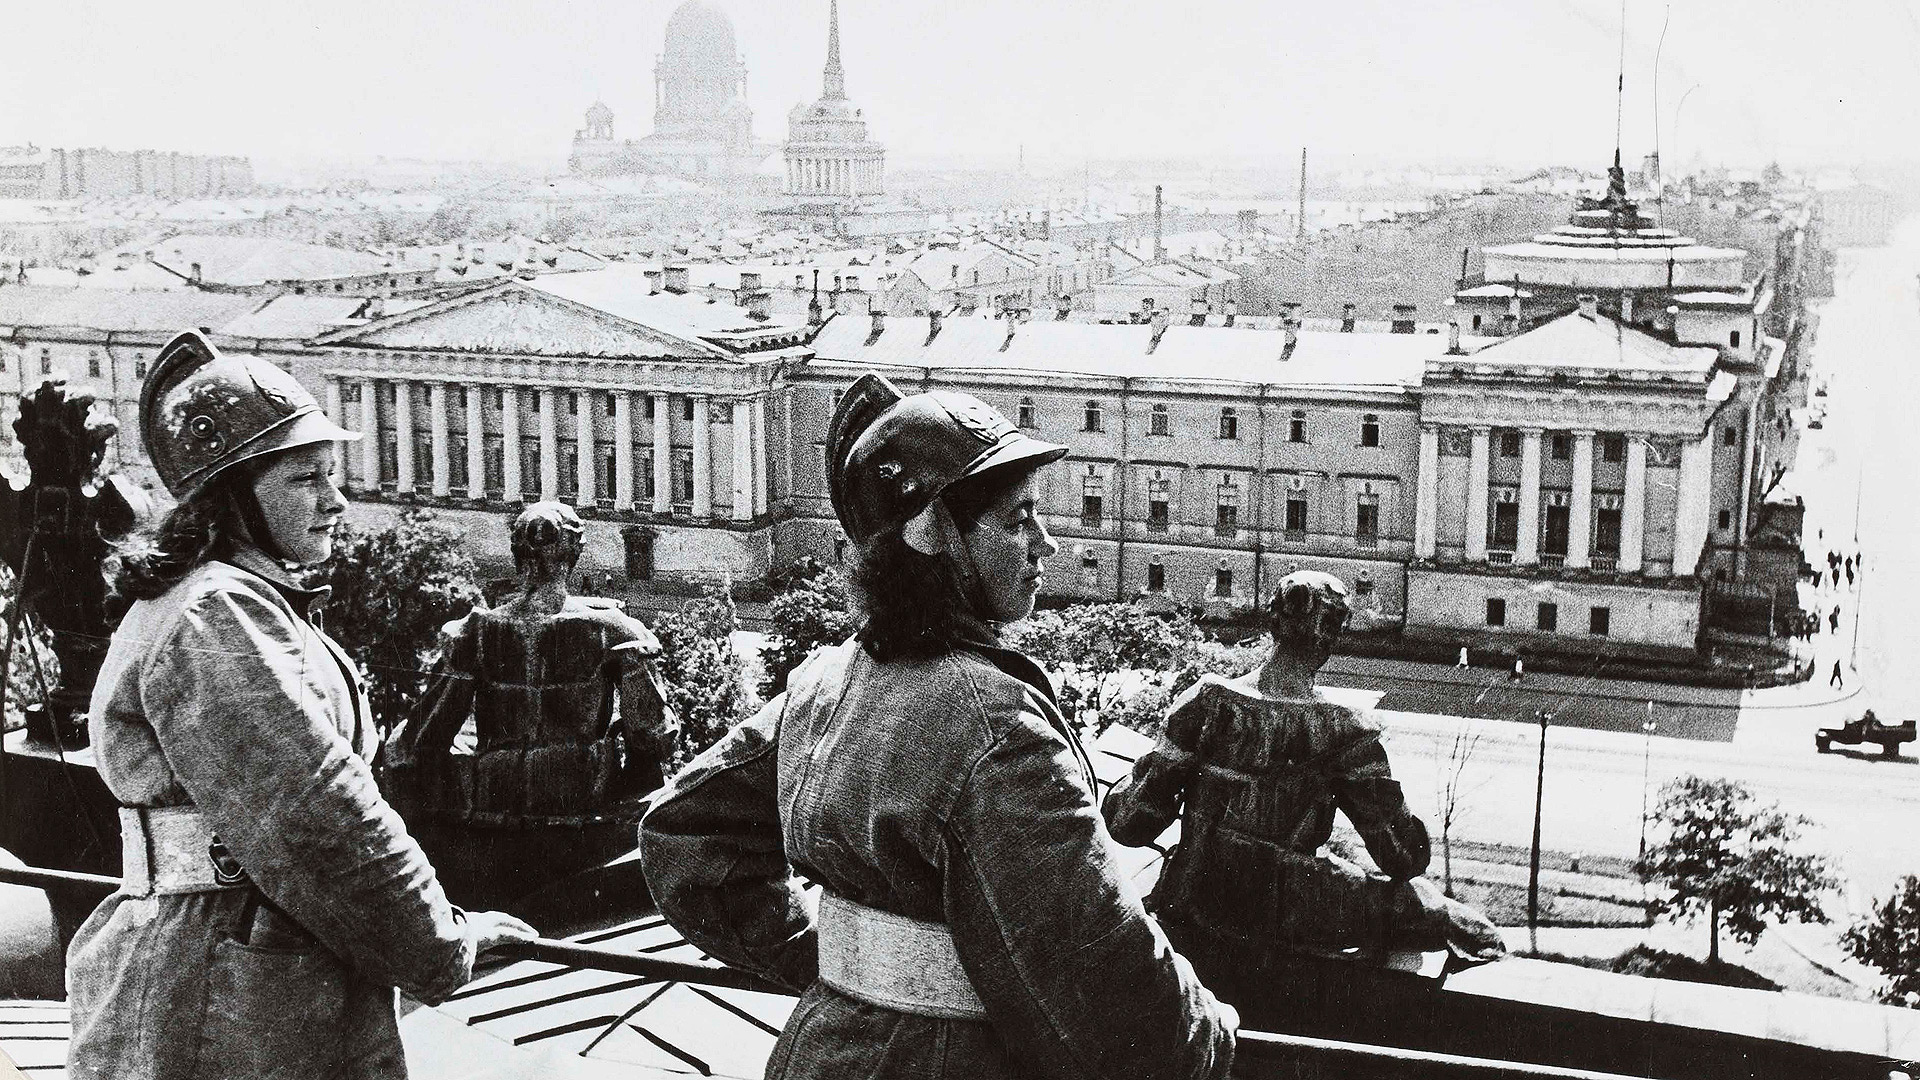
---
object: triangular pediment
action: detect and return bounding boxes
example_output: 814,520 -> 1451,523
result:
316,282 -> 731,361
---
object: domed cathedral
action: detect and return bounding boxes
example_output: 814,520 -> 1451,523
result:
782,0 -> 885,201
568,0 -> 775,182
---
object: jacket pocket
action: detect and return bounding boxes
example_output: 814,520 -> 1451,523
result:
198,933 -> 348,1079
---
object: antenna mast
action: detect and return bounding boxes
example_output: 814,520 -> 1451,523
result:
1615,0 -> 1628,155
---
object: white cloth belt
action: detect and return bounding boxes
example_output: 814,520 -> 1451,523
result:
815,893 -> 988,1021
118,806 -> 248,897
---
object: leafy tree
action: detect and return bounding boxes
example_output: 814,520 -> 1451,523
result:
1636,775 -> 1838,963
760,558 -> 856,698
651,584 -> 753,765
316,508 -> 482,733
1843,875 -> 1920,1007
1005,603 -> 1201,731
0,564 -> 61,733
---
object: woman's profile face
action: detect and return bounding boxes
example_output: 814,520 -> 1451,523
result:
960,472 -> 1057,624
249,443 -> 347,565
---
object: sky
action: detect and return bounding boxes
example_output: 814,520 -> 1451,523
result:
3,0 -> 1917,174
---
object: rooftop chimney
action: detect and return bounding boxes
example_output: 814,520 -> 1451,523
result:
1620,291 -> 1636,324
1447,320 -> 1462,354
1189,296 -> 1210,326
1577,293 -> 1599,320
1390,303 -> 1416,334
1153,185 -> 1165,262
190,262 -> 203,284
644,268 -> 663,295
1223,297 -> 1237,327
1055,293 -> 1072,321
739,270 -> 762,292
115,250 -> 133,272
925,309 -> 944,344
663,265 -> 689,294
1505,278 -> 1523,334
1341,302 -> 1357,333
808,295 -> 825,326
1002,316 -> 1017,351
867,309 -> 886,345
746,291 -> 772,321
1282,322 -> 1299,361
430,252 -> 443,270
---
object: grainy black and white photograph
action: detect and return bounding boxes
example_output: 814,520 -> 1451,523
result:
0,0 -> 1918,1076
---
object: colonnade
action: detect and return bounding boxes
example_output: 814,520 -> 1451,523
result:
328,377 -> 768,522
1414,425 -> 1714,577
784,154 -> 881,196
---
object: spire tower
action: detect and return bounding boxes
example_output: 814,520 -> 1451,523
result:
822,0 -> 846,100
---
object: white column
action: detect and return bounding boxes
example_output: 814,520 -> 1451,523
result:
576,394 -> 597,509
324,379 -> 350,475
613,391 -> 634,511
751,398 -> 769,515
1414,424 -> 1439,560
358,378 -> 379,489
1567,430 -> 1593,569
731,400 -> 753,522
502,388 -> 523,500
1465,426 -> 1490,562
428,382 -> 451,497
465,385 -> 486,500
393,381 -> 415,495
1621,434 -> 1647,573
691,394 -> 712,518
652,393 -> 672,514
1515,428 -> 1542,566
1673,434 -> 1714,577
538,388 -> 560,501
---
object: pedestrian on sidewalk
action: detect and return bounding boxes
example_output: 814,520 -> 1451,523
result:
1831,605 -> 1842,633
1510,656 -> 1524,683
1457,646 -> 1469,669
1831,660 -> 1845,689
1812,569 -> 1823,589
1846,562 -> 1856,588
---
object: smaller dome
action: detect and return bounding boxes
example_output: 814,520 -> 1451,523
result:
585,100 -> 614,125
663,1 -> 737,62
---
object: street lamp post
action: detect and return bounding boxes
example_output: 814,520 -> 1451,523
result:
1640,702 -> 1657,903
1527,709 -> 1551,954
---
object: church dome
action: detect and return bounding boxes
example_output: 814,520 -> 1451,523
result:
663,1 -> 737,63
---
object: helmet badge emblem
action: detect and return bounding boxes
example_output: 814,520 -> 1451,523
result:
187,414 -> 226,455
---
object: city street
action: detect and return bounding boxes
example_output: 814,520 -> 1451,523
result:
1356,219 -> 1920,910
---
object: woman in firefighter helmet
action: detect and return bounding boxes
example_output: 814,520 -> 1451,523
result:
641,374 -> 1237,1080
67,332 -> 533,1079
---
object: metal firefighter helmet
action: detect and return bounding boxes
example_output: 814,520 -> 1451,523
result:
140,331 -> 359,499
826,373 -> 1067,542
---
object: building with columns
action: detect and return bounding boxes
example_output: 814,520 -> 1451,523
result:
782,0 -> 885,201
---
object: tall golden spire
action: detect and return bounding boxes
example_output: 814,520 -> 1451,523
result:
822,0 -> 846,100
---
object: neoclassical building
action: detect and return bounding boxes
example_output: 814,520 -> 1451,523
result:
781,0 -> 885,201
568,1 -> 776,181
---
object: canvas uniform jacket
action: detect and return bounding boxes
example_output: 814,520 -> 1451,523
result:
639,623 -> 1236,1080
1102,674 -> 1437,954
67,551 -> 475,1080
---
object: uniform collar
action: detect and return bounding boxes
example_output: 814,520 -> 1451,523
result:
227,546 -> 333,620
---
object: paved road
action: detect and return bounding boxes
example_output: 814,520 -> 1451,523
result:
1365,222 -> 1920,911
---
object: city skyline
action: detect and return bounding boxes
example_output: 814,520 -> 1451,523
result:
4,0 -> 1918,175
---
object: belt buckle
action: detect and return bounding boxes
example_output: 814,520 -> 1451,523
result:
207,837 -> 248,887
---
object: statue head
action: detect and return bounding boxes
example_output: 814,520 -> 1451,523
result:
1267,570 -> 1350,672
510,501 -> 584,580
16,379 -> 118,490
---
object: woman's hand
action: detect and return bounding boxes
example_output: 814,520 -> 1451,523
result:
465,910 -> 538,955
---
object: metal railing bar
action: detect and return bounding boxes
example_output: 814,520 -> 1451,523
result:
464,976 -> 656,1026
686,985 -> 784,1038
579,982 -> 676,1058
627,1023 -> 713,1077
1235,1030 -> 1653,1080
446,964 -> 575,1002
509,1013 -> 621,1046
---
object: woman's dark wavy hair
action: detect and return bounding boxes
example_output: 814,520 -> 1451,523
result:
849,461 -> 1036,662
106,470 -> 253,605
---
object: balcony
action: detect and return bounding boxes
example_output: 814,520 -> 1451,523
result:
1591,555 -> 1618,571
1540,554 -> 1566,569
1487,550 -> 1514,565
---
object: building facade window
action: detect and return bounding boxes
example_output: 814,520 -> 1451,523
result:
1717,508 -> 1732,530
1214,477 -> 1240,537
1218,407 -> 1238,441
1080,551 -> 1099,587
521,445 -> 541,498
449,436 -> 468,488
1492,499 -> 1520,550
452,386 -> 466,409
683,398 -> 696,422
1081,472 -> 1104,527
1499,430 -> 1521,457
1149,403 -> 1170,436
1146,560 -> 1165,592
1589,606 -> 1611,636
559,447 -> 578,498
484,437 -> 504,493
1723,426 -> 1738,447
1285,495 -> 1308,534
1146,477 -> 1170,533
672,449 -> 695,504
1601,434 -> 1625,463
1486,598 -> 1506,627
1729,329 -> 1741,348
87,351 -> 101,378
1213,565 -> 1233,598
1018,397 -> 1036,429
1550,433 -> 1571,460
40,348 -> 51,375
1360,414 -> 1380,448
1083,400 -> 1103,433
1289,410 -> 1308,443
622,527 -> 653,580
1355,492 -> 1379,545
341,383 -> 361,404
1537,602 -> 1558,632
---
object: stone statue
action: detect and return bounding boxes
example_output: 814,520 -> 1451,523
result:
0,378 -> 148,744
380,502 -> 678,907
1102,570 -> 1504,1002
